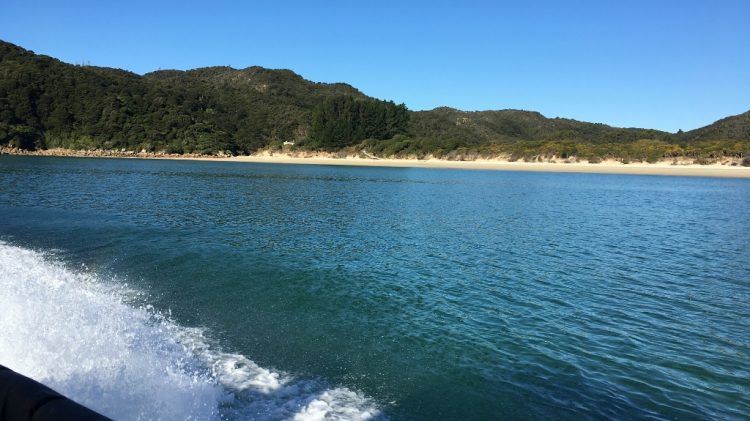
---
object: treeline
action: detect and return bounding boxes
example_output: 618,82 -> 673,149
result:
305,96 -> 409,150
0,40 -> 365,154
1,39 -> 749,162
362,137 -> 750,163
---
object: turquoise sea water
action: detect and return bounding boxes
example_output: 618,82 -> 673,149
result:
0,155 -> 748,420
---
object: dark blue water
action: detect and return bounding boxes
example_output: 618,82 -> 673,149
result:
1,155 -> 748,420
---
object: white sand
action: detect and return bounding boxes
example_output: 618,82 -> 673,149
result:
197,155 -> 750,178
6,148 -> 750,178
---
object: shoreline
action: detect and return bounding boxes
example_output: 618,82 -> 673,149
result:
2,148 -> 750,178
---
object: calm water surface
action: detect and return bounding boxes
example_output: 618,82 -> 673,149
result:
0,156 -> 748,420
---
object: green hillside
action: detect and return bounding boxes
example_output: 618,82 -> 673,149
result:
0,40 -> 403,154
1,40 -> 748,161
680,111 -> 750,142
369,108 -> 750,161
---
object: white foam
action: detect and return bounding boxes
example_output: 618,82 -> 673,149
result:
0,242 -> 383,420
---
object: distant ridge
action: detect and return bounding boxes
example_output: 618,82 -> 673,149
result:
680,110 -> 750,142
1,40 -> 748,161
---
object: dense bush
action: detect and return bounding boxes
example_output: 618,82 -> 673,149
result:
0,40 -> 364,154
305,96 -> 408,150
2,39 -> 749,160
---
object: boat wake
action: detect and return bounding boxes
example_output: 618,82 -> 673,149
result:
0,241 -> 383,420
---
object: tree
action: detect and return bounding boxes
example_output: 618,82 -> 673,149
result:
308,96 -> 410,150
0,123 -> 44,150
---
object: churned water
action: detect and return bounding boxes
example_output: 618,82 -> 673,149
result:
0,156 -> 748,420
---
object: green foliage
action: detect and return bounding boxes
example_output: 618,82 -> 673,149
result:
0,40 -> 365,154
307,96 -> 409,150
0,122 -> 43,150
1,39 -> 749,161
407,108 -> 678,147
361,136 -> 750,162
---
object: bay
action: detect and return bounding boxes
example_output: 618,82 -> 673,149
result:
1,155 -> 748,420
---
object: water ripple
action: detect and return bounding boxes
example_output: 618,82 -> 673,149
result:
1,156 -> 749,420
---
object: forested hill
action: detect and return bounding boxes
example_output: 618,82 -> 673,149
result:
679,110 -> 750,142
0,40 -> 406,154
1,39 -> 749,160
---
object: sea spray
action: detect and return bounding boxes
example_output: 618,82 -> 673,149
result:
0,242 -> 383,420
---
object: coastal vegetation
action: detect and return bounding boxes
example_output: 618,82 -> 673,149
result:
306,96 -> 409,151
1,40 -> 749,162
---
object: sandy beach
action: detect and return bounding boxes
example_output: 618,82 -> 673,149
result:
217,155 -> 750,178
3,148 -> 750,178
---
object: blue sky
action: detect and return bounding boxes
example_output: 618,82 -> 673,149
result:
1,0 -> 748,132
